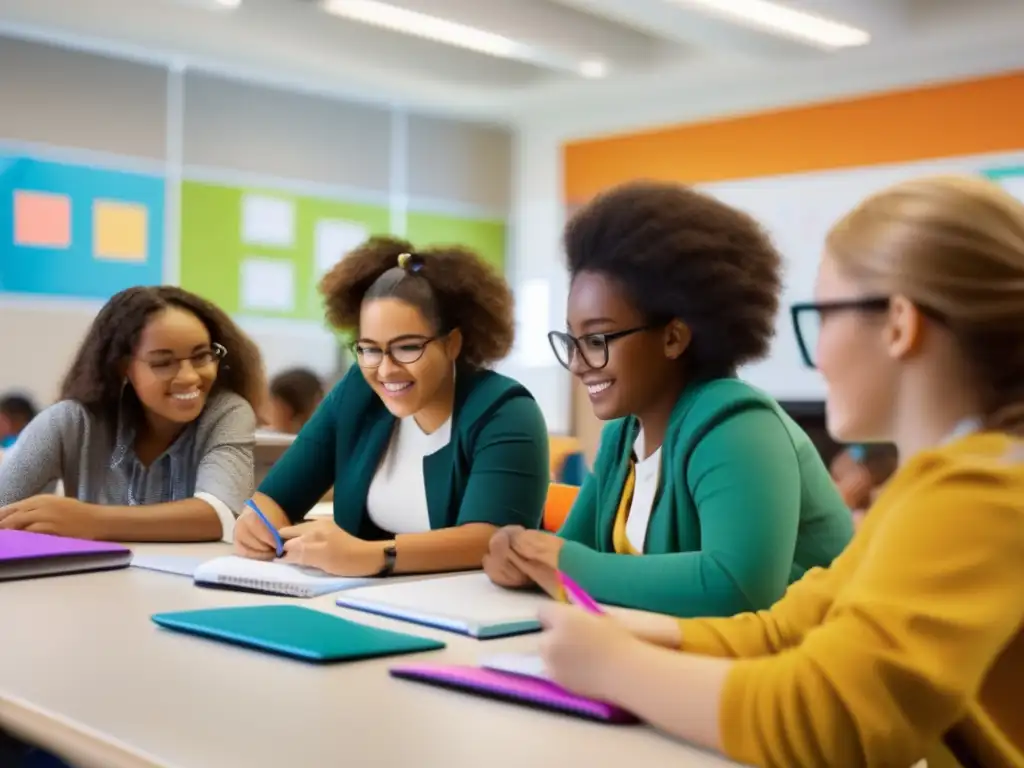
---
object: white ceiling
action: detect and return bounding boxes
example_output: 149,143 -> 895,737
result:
0,0 -> 1022,126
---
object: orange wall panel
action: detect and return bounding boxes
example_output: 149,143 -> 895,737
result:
563,71 -> 1024,203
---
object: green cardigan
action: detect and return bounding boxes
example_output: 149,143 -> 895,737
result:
558,378 -> 853,618
259,366 -> 550,537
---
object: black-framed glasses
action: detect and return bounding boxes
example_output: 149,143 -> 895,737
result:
354,336 -> 440,369
547,326 -> 652,371
790,297 -> 946,369
141,342 -> 227,381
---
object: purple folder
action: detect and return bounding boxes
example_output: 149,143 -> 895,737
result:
0,530 -> 132,581
390,663 -> 638,724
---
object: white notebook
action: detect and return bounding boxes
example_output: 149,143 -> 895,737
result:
193,556 -> 375,598
335,572 -> 547,638
480,652 -> 551,681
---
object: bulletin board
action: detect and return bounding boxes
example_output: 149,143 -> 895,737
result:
0,154 -> 164,298
178,180 -> 390,322
405,210 -> 506,272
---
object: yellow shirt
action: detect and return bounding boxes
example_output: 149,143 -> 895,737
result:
610,459 -> 639,555
679,432 -> 1024,768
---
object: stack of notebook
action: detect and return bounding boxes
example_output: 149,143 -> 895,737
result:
0,530 -> 131,580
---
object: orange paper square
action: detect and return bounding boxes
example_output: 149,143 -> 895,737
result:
93,200 -> 148,262
13,190 -> 72,248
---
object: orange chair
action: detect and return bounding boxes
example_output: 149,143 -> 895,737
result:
543,483 -> 580,533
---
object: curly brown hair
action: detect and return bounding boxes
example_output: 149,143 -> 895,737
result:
565,181 -> 782,381
320,236 -> 514,369
61,286 -> 266,422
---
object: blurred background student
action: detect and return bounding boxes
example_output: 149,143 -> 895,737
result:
0,393 -> 38,450
265,367 -> 325,435
830,442 -> 898,524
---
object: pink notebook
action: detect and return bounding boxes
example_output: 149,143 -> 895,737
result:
0,530 -> 132,581
390,663 -> 638,724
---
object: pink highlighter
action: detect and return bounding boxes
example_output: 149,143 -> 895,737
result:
557,571 -> 604,615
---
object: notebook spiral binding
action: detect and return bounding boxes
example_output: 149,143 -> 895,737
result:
214,575 -> 311,598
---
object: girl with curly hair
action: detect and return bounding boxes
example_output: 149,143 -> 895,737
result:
234,237 -> 549,577
0,286 -> 264,542
485,181 -> 853,618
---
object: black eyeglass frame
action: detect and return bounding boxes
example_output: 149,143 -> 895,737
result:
352,335 -> 442,369
547,326 -> 653,371
790,297 -> 946,369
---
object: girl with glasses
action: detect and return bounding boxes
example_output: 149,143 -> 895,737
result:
484,181 -> 853,617
536,176 -> 1024,767
234,237 -> 549,578
0,286 -> 263,542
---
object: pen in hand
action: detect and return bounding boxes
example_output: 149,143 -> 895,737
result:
244,499 -> 285,558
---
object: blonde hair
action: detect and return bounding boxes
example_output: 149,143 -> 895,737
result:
826,175 -> 1024,432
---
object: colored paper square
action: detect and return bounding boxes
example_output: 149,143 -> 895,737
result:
94,200 -> 148,262
13,190 -> 71,248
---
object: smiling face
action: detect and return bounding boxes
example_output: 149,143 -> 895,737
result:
356,297 -> 461,420
564,271 -> 687,421
125,307 -> 220,427
815,255 -> 899,443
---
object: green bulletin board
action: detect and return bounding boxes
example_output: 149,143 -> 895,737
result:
406,211 -> 506,272
179,180 -> 390,321
180,180 -> 508,323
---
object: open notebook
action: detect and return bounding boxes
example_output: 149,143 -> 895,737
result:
0,530 -> 131,580
194,556 -> 375,598
336,572 -> 547,638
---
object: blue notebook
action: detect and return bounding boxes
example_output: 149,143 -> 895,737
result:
152,605 -> 445,663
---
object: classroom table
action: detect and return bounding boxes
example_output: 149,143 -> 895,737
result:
0,543 -> 744,768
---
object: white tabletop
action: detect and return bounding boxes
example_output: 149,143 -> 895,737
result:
0,542 -> 741,768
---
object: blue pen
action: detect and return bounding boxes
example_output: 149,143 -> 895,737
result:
245,499 -> 284,558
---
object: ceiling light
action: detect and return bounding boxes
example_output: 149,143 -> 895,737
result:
321,0 -> 607,77
214,0 -> 241,8
671,0 -> 870,49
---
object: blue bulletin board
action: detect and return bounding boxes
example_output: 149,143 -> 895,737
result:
0,154 -> 164,299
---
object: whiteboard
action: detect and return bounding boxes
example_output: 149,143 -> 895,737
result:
699,149 -> 1024,401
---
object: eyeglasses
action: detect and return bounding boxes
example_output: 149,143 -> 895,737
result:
140,343 -> 227,380
790,297 -> 946,368
354,336 -> 439,369
547,326 -> 652,371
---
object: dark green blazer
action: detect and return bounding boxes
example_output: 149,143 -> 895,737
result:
259,366 -> 549,537
558,377 -> 854,618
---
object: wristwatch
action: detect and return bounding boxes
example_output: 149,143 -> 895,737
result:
379,543 -> 398,576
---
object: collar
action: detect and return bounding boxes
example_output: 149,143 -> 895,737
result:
110,392 -> 197,469
941,417 -> 983,446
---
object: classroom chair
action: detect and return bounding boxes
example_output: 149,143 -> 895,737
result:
543,483 -> 580,533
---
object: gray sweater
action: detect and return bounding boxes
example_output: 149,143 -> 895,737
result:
0,390 -> 256,541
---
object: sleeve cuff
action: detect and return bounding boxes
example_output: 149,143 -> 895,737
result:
195,492 -> 237,543
678,618 -> 731,654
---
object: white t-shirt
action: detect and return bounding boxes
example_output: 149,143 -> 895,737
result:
366,415 -> 452,535
625,428 -> 662,553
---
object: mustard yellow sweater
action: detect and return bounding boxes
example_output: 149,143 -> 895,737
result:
679,432 -> 1024,768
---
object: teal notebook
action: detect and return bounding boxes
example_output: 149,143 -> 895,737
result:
151,605 -> 445,663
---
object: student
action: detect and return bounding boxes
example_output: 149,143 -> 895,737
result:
0,286 -> 263,542
536,176 -> 1024,767
484,181 -> 853,618
234,238 -> 549,577
0,393 -> 38,449
265,367 -> 325,434
830,442 -> 898,516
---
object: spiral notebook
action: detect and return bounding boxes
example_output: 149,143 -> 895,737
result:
193,556 -> 375,598
390,662 -> 637,724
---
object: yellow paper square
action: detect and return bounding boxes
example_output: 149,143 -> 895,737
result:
93,200 -> 148,262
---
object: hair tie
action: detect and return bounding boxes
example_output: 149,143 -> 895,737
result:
397,252 -> 425,273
